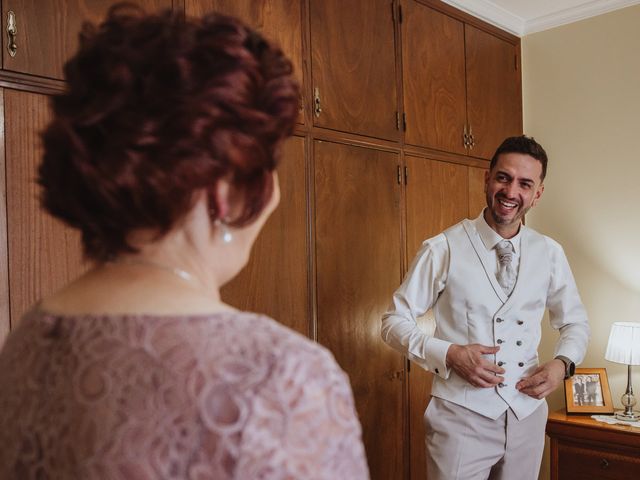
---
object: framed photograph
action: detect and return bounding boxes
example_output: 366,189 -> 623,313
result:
564,368 -> 614,414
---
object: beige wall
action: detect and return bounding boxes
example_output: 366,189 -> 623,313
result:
522,4 -> 640,478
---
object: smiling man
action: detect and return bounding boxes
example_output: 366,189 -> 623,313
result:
381,136 -> 589,480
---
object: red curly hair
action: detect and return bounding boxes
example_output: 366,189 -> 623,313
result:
39,3 -> 299,261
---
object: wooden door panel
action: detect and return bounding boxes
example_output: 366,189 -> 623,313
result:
2,0 -> 172,80
221,136 -> 309,336
0,92 -> 9,347
5,90 -> 87,326
402,2 -> 466,154
465,26 -> 522,159
315,140 -> 403,480
185,0 -> 304,123
405,157 -> 469,258
468,166 -> 488,219
310,0 -> 398,140
405,156 -> 468,480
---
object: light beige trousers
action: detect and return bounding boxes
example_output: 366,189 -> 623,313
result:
424,397 -> 548,480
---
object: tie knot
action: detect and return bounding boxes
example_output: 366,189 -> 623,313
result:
496,240 -> 513,265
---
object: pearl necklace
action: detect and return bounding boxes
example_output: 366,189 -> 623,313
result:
110,258 -> 210,293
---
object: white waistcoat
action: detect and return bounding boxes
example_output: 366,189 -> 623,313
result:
431,219 -> 551,420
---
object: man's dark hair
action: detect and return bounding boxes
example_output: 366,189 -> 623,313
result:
490,135 -> 548,180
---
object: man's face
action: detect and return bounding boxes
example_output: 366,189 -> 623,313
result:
484,152 -> 544,236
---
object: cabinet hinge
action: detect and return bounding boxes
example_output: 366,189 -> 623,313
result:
395,111 -> 400,130
397,165 -> 402,185
404,166 -> 408,185
7,11 -> 17,58
514,54 -> 518,71
313,87 -> 322,117
402,112 -> 407,131
398,4 -> 403,23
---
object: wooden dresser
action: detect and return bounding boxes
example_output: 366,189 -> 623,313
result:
546,409 -> 640,479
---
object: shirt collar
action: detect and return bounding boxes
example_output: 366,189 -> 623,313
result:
473,209 -> 521,254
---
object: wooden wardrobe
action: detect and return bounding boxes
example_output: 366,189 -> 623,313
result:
0,1 -> 522,478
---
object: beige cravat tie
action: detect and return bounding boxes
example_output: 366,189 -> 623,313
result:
496,240 -> 516,295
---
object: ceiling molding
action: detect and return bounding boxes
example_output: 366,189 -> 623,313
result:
442,0 -> 640,37
441,0 -> 525,35
524,0 -> 640,34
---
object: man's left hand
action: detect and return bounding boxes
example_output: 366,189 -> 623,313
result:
516,359 -> 565,399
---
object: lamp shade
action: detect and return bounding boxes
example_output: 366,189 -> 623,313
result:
604,322 -> 640,366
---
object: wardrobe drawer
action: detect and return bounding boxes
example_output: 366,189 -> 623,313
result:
557,443 -> 640,479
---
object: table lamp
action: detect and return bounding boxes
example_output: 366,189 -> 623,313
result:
604,322 -> 640,421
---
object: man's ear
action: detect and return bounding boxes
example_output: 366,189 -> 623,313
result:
531,183 -> 544,207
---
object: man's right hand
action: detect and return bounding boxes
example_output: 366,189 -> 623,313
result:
446,344 -> 505,388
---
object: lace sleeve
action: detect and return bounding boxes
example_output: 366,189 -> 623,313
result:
235,345 -> 370,479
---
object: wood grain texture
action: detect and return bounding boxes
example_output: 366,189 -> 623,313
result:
0,71 -> 65,95
2,0 -> 172,80
405,156 -> 468,257
220,136 -> 309,337
0,91 -> 9,348
416,0 -> 520,44
405,155 -> 469,480
465,24 -> 522,160
310,0 -> 398,141
5,90 -> 87,326
547,410 -> 640,480
403,141 -> 490,169
314,140 -> 403,480
468,165 -> 487,218
402,2 -> 467,154
184,0 -> 304,122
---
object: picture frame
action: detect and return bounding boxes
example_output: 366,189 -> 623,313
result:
564,368 -> 614,414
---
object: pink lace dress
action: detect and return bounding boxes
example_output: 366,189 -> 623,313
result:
0,309 -> 369,479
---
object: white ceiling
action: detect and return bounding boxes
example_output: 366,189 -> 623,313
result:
441,0 -> 640,36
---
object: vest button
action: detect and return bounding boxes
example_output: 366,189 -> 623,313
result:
517,320 -> 524,325
498,361 -> 505,366
518,362 -> 524,367
497,339 -> 504,344
498,383 -> 506,388
496,318 -> 503,323
516,340 -> 523,346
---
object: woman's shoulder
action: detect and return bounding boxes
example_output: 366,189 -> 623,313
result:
196,310 -> 344,376
8,307 -> 342,377
1,307 -> 350,406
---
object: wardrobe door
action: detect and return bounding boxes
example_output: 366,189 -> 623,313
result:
310,0 -> 398,140
0,93 -> 8,346
2,0 -> 172,80
404,156 -> 468,480
4,90 -> 87,326
184,0 -> 304,123
468,165 -> 488,218
315,140 -> 403,479
401,1 -> 467,154
465,25 -> 522,159
221,136 -> 309,336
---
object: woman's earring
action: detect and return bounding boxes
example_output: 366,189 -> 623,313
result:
215,218 -> 233,244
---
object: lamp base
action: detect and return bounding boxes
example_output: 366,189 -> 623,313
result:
614,410 -> 640,422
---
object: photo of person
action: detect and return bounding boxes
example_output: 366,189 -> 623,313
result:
572,374 -> 604,406
572,376 -> 586,405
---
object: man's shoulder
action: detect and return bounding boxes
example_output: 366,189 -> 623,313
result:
422,218 -> 469,247
522,225 -> 565,253
442,218 -> 470,237
420,232 -> 448,252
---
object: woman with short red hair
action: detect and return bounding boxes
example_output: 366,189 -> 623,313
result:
0,4 -> 369,479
